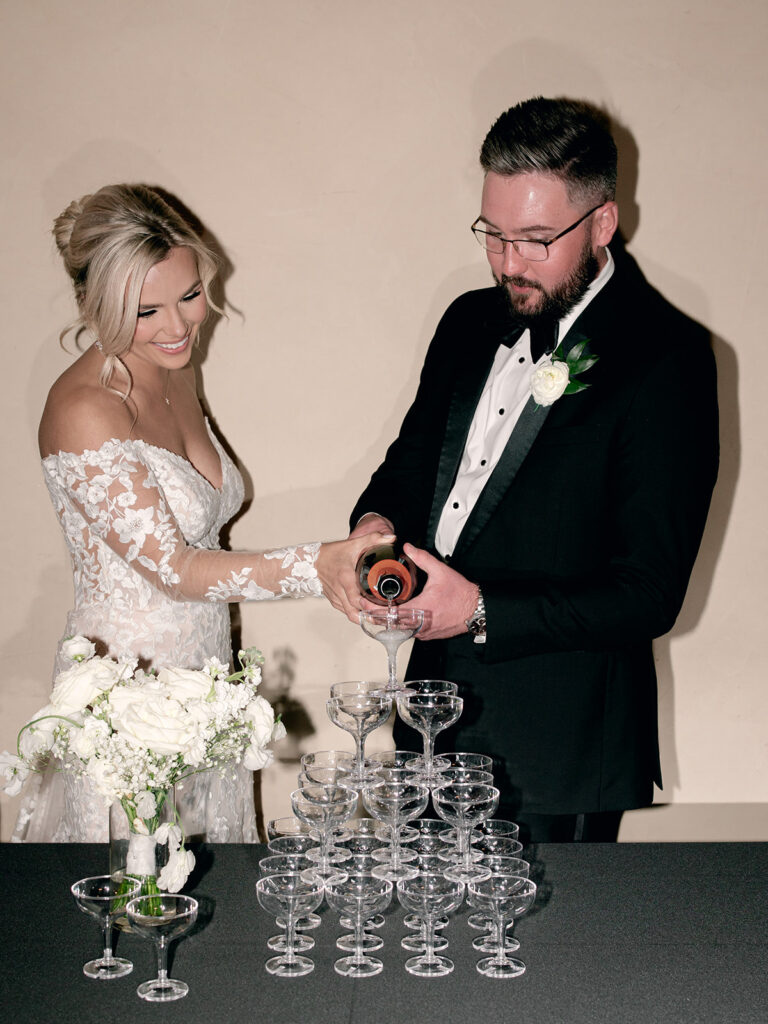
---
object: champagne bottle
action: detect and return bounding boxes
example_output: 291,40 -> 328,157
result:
356,542 -> 425,605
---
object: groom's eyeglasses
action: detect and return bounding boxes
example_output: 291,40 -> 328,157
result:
471,204 -> 602,261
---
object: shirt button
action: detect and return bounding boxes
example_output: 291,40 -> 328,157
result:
519,356 -> 525,363
480,459 -> 487,466
452,502 -> 459,509
499,408 -> 505,415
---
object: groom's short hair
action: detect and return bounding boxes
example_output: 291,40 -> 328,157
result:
480,97 -> 618,207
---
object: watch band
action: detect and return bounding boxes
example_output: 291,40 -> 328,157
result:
465,588 -> 486,644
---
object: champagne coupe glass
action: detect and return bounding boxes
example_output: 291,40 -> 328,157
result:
325,874 -> 393,977
437,767 -> 494,786
326,694 -> 392,786
433,782 -> 500,883
258,854 -> 323,944
333,818 -> 389,857
362,781 -> 430,881
396,874 -> 464,977
359,608 -> 425,691
267,835 -> 319,856
126,894 -> 198,1002
400,853 -> 451,942
291,784 -> 358,876
334,855 -> 387,950
470,856 -> 530,951
395,692 -> 463,782
466,876 -> 537,978
301,749 -> 356,778
266,816 -> 314,841
70,875 -> 141,980
440,751 -> 493,770
255,874 -> 326,977
329,680 -> 390,698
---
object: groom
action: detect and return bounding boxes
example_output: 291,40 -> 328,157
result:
337,97 -> 719,842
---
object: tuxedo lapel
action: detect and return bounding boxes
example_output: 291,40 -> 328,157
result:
425,307 -> 523,547
449,301 -> 606,559
452,396 -> 551,557
426,353 -> 495,545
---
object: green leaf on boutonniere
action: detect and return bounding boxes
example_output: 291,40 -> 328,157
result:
563,379 -> 590,395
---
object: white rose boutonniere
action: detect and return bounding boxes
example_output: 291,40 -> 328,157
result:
531,339 -> 598,408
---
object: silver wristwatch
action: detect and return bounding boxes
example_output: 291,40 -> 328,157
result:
465,588 -> 486,644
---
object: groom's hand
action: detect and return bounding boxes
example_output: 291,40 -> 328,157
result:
400,543 -> 479,641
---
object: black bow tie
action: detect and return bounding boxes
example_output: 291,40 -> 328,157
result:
501,320 -> 558,363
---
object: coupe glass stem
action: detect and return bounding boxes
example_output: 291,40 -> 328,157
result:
352,915 -> 367,966
386,650 -> 397,690
284,913 -> 298,964
155,938 -> 169,981
422,912 -> 437,965
101,920 -> 115,965
390,821 -> 403,872
354,728 -> 366,775
421,730 -> 435,775
455,823 -> 470,865
491,910 -> 511,967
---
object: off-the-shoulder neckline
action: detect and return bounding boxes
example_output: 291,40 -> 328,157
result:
42,422 -> 225,493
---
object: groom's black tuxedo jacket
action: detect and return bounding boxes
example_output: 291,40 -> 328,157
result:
352,255 -> 719,816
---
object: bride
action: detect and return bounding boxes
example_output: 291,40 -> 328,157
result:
14,183 -> 388,843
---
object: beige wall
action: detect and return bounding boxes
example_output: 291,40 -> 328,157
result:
1,0 -> 766,841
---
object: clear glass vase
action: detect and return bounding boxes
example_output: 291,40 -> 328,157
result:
109,791 -> 173,923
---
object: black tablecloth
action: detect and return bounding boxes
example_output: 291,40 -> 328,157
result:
1,841 -> 765,1024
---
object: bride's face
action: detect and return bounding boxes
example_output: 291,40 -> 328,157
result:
129,246 -> 207,369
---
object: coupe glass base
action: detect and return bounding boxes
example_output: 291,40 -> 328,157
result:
336,931 -> 383,952
265,954 -> 315,977
83,956 -> 133,980
137,976 -> 189,1001
401,932 -> 449,952
442,862 -> 490,883
267,932 -> 315,952
334,954 -> 384,978
371,861 -> 419,882
476,955 -> 526,978
472,932 -> 520,953
405,954 -> 454,977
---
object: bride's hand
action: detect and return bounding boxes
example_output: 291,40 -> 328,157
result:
317,530 -> 396,621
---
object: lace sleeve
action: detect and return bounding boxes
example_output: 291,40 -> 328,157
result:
49,441 -> 322,603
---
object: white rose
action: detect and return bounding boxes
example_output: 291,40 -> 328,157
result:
272,719 -> 287,743
85,757 -> 125,802
157,847 -> 196,892
155,666 -> 212,703
69,716 -> 110,761
244,695 -> 276,748
61,635 -> 96,662
107,678 -> 164,716
242,743 -> 275,771
0,751 -> 29,796
112,692 -> 199,755
134,790 -> 157,819
51,657 -> 123,714
531,359 -> 570,406
18,704 -> 61,759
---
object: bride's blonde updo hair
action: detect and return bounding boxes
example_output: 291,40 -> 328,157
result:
53,183 -> 220,392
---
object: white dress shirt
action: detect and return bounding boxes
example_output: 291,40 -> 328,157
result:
435,251 -> 615,558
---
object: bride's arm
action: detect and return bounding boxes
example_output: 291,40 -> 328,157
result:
49,440 -> 389,611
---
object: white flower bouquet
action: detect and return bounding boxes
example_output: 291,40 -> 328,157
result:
1,639 -> 286,894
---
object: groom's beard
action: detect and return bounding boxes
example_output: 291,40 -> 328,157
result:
495,237 -> 600,327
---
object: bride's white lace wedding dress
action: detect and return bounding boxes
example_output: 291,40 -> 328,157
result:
13,421 -> 321,843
